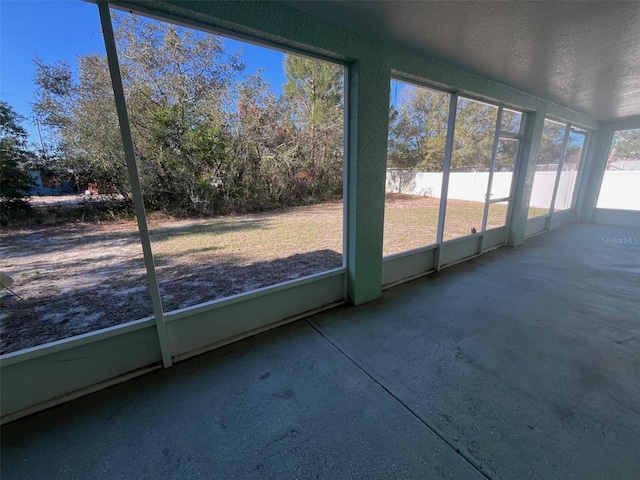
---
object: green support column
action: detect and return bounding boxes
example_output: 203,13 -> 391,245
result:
346,58 -> 390,305
506,111 -> 545,247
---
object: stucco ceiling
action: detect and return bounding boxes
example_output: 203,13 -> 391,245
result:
280,1 -> 640,122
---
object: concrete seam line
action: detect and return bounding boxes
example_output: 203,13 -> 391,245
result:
306,318 -> 497,480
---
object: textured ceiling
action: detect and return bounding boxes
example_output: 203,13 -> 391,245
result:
280,1 -> 640,122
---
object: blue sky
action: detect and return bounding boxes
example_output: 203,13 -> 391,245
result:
0,0 -> 287,146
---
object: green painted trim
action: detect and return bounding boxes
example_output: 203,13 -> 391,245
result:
0,317 -> 154,366
172,300 -> 346,364
483,226 -> 507,251
439,235 -> 482,267
105,0 -> 362,62
165,269 -> 345,321
382,247 -> 436,287
345,59 -> 390,305
1,365 -> 162,426
1,326 -> 161,420
525,215 -> 550,238
166,273 -> 344,356
104,1 -> 597,127
0,272 -> 345,421
550,209 -> 573,229
603,115 -> 640,131
592,209 -> 640,228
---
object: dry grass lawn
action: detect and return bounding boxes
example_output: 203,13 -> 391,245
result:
1,194 -> 544,353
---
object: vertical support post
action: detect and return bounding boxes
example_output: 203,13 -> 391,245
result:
546,122 -> 571,227
434,93 -> 458,270
97,1 -> 172,367
480,107 -> 503,253
345,57 -> 390,305
506,111 -> 545,247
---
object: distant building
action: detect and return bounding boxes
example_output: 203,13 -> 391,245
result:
28,169 -> 74,196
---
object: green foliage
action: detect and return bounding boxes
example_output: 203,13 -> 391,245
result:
450,98 -> 497,171
388,86 -> 449,171
284,55 -> 343,127
32,14 -> 345,215
283,55 -> 344,197
388,86 -> 502,172
34,55 -> 129,197
0,101 -> 36,206
0,197 -> 135,228
537,119 -> 566,167
495,139 -> 518,171
536,121 -> 587,171
611,128 -> 640,159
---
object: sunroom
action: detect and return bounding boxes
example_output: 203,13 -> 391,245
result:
1,1 -> 638,479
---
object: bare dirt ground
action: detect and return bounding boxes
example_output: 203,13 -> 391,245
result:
1,193 -> 468,354
0,202 -> 343,354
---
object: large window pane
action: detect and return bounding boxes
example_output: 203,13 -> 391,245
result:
443,97 -> 498,240
597,129 -> 640,210
384,81 -> 449,255
500,108 -> 523,134
492,138 -> 518,198
487,201 -> 509,230
554,128 -> 586,211
528,119 -> 565,218
486,137 -> 519,230
1,2 -> 153,354
113,11 -> 344,312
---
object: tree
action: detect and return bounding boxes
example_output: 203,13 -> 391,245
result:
283,55 -> 344,195
450,98 -> 498,171
494,139 -> 518,172
33,14 -> 346,214
610,128 -> 640,160
388,85 -> 449,171
226,73 -> 297,209
0,101 -> 35,206
34,13 -> 244,213
34,55 -> 130,197
388,87 -> 501,172
536,120 -> 566,169
118,14 -> 244,212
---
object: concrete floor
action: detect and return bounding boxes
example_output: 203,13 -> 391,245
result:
2,223 -> 639,479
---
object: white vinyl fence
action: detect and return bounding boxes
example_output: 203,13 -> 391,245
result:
387,169 -> 639,210
596,171 -> 640,210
